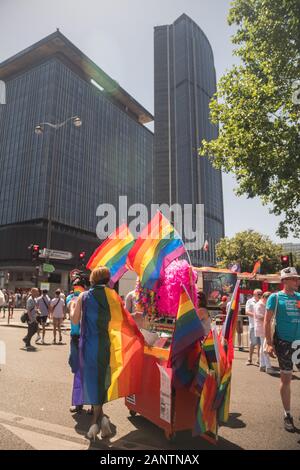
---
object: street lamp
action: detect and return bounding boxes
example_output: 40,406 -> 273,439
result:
34,115 -> 82,261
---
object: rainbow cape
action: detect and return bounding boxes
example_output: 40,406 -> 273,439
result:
86,224 -> 134,286
74,286 -> 144,405
127,211 -> 186,290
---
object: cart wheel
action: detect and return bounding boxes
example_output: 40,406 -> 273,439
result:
129,410 -> 137,417
164,430 -> 176,442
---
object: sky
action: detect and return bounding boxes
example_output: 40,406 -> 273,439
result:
0,0 -> 297,245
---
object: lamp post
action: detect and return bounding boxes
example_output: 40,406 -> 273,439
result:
35,116 -> 82,261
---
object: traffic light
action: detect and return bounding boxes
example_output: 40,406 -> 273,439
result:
78,251 -> 86,266
28,244 -> 40,263
281,254 -> 289,268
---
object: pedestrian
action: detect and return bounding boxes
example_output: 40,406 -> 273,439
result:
197,291 -> 211,336
1,290 -> 8,318
36,289 -> 51,344
254,291 -> 276,374
71,267 -> 117,440
67,275 -> 91,414
218,295 -> 228,324
265,267 -> 300,432
49,289 -> 65,344
8,292 -> 15,319
125,289 -> 136,314
22,288 -> 39,350
245,289 -> 262,365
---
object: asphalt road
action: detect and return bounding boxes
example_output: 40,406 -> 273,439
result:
0,324 -> 300,450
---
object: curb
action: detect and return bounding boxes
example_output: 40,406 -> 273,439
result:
0,323 -> 70,331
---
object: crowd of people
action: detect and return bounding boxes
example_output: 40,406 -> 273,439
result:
21,288 -> 67,348
1,264 -> 299,439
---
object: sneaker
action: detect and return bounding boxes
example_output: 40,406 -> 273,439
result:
284,414 -> 295,432
266,367 -> 277,375
259,366 -> 266,372
101,416 -> 112,438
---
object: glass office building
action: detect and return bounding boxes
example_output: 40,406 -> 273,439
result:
154,14 -> 224,266
0,31 -> 153,290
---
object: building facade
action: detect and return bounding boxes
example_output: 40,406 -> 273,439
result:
0,31 -> 153,291
154,14 -> 224,266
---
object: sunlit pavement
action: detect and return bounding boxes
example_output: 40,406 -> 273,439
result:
0,326 -> 299,450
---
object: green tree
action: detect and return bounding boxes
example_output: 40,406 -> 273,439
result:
200,0 -> 300,238
216,230 -> 282,273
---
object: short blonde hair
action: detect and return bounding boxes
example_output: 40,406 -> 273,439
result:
89,266 -> 111,286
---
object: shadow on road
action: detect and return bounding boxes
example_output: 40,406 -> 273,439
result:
221,412 -> 246,429
70,409 -> 243,450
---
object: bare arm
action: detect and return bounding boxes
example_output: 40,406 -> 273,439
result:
264,309 -> 276,358
71,294 -> 83,325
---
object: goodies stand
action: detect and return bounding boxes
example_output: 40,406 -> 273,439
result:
125,339 -> 198,442
125,261 -> 202,442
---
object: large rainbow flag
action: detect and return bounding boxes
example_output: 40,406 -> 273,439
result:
86,224 -> 134,286
73,286 -> 144,406
127,211 -> 186,290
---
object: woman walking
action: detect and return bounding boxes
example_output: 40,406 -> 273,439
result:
71,266 -> 144,441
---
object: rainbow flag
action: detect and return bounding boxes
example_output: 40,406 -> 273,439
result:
86,224 -> 134,286
75,286 -> 144,405
252,260 -> 261,275
222,279 -> 240,363
190,346 -> 209,396
127,211 -> 186,290
194,371 -> 218,438
168,286 -> 205,386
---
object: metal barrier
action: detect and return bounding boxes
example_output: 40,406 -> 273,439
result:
211,314 -> 250,349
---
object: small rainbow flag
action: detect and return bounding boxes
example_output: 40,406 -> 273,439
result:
86,224 -> 134,286
168,286 -> 205,387
127,211 -> 186,290
222,279 -> 240,363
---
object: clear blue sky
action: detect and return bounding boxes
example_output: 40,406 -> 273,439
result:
0,0 -> 297,245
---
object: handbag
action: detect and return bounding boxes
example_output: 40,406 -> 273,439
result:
21,311 -> 29,323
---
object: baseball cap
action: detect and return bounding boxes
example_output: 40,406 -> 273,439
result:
280,267 -> 300,280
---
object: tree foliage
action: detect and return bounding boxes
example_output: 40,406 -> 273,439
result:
200,0 -> 300,238
216,230 -> 282,273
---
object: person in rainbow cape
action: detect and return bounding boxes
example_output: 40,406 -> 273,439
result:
71,266 -> 144,441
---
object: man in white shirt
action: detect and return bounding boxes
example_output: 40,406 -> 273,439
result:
50,289 -> 65,344
245,289 -> 262,365
37,289 -> 51,344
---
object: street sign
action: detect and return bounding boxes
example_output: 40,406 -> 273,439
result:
40,282 -> 50,291
39,248 -> 73,260
42,263 -> 55,273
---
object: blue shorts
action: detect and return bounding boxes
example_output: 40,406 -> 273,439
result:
249,328 -> 261,347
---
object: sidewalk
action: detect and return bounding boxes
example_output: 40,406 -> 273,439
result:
0,308 -> 71,330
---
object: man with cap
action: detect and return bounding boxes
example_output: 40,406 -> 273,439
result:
265,267 -> 300,432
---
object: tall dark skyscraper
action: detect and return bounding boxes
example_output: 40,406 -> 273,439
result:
0,31 -> 153,290
154,14 -> 224,266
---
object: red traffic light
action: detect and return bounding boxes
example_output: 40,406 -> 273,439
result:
33,245 -> 40,252
280,254 -> 290,268
79,251 -> 86,259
